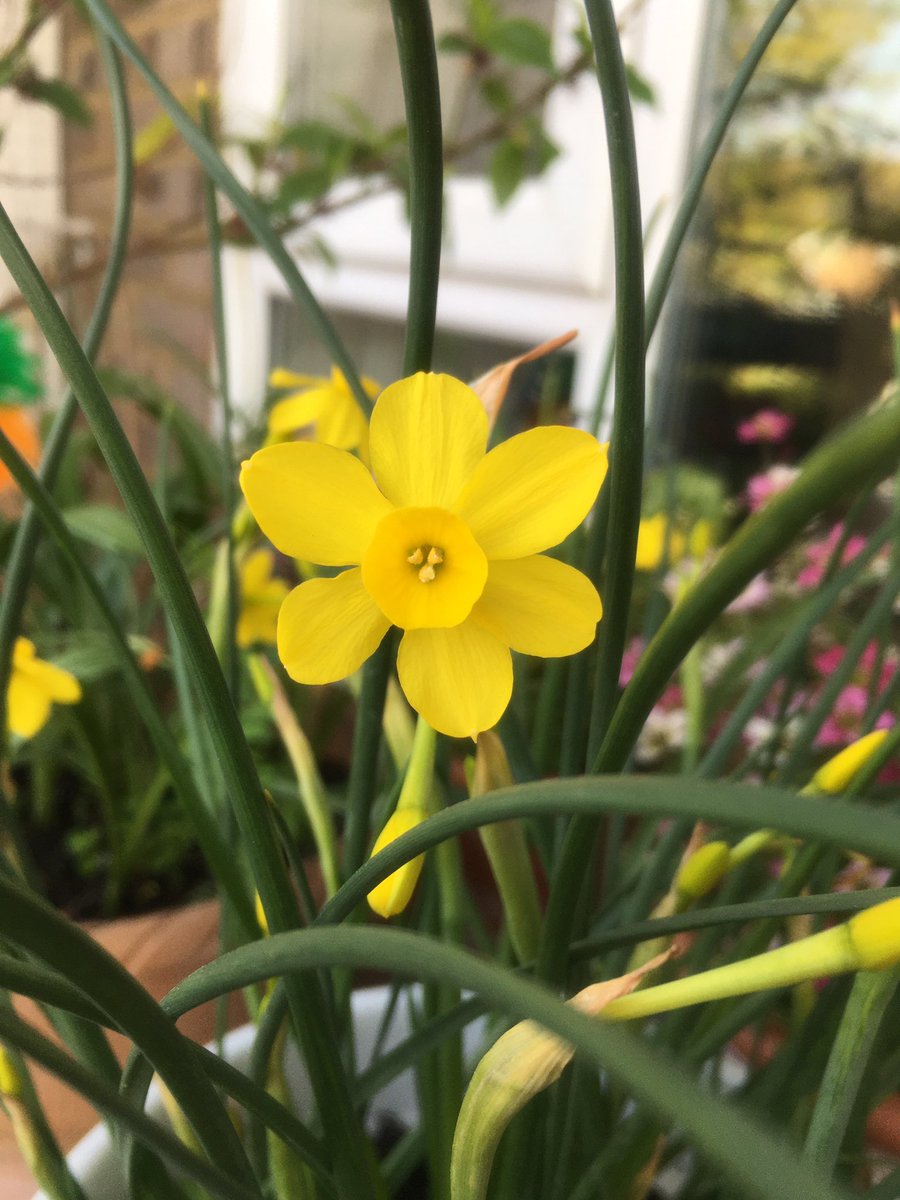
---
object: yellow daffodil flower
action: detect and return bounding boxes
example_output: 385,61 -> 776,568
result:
635,513 -> 713,572
6,638 -> 81,739
267,366 -> 380,454
236,548 -> 290,648
241,372 -> 607,738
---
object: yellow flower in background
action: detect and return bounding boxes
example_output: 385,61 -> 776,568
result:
6,638 -> 81,739
267,366 -> 380,453
236,548 -> 290,648
635,514 -> 713,572
241,372 -> 607,739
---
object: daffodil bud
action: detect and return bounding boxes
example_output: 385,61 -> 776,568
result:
450,953 -> 670,1200
470,732 -> 542,963
674,841 -> 731,903
808,730 -> 890,795
255,892 -> 269,936
0,1046 -> 23,1099
366,807 -> 428,918
847,897 -> 900,970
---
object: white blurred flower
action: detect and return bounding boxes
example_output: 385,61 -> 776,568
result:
635,709 -> 688,765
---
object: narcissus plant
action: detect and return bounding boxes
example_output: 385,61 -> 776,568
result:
241,372 -> 607,738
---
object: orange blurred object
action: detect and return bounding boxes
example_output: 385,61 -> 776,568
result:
0,406 -> 41,492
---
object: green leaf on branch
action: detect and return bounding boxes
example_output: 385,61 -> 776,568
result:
485,19 -> 555,72
63,504 -> 143,556
16,74 -> 93,126
626,63 -> 656,106
490,139 -> 527,206
438,32 -> 477,56
480,75 -> 514,114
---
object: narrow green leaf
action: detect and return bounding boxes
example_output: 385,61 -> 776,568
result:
62,504 -> 143,555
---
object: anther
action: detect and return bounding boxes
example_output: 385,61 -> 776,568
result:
427,548 -> 443,566
418,564 -> 437,583
407,548 -> 424,565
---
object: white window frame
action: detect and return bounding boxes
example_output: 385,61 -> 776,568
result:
219,0 -> 710,430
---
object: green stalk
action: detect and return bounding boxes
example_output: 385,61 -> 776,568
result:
596,401 -> 900,776
80,0 -> 370,412
581,0 -> 646,766
159,926 -> 852,1200
344,1 -> 442,880
0,876 -> 257,1188
803,966 -> 900,1173
390,0 -> 443,377
697,517 -> 897,780
0,429 -> 256,934
643,0 -> 800,342
0,1007 -> 257,1200
0,29 -> 132,744
0,201 -> 374,1200
776,567 -> 900,785
198,88 -> 239,702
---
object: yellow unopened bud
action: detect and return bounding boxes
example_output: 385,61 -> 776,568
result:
809,731 -> 890,795
366,807 -> 427,918
255,892 -> 269,936
847,897 -> 900,970
675,841 -> 731,903
0,1047 -> 23,1099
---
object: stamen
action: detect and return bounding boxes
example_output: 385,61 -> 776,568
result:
407,548 -> 424,565
418,563 -> 437,583
427,547 -> 443,566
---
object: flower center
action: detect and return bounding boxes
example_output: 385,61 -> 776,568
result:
362,507 -> 487,630
407,545 -> 444,583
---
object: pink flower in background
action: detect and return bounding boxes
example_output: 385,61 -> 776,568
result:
817,685 -> 870,746
797,524 -> 866,589
737,408 -> 795,444
619,637 -> 644,686
745,464 -> 799,512
728,573 -> 772,612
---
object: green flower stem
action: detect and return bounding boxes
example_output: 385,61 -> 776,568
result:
80,0 -> 370,413
0,429 -> 256,936
0,876 -> 257,1188
249,655 -> 340,898
776,567 -> 900,785
697,516 -> 897,780
0,200 -> 374,1200
803,965 -> 900,1173
389,0 -> 443,376
601,923 -> 867,1023
597,400 -> 900,775
0,1006 -> 258,1200
582,0 -> 646,767
0,29 -> 132,746
342,633 -> 398,878
160,927 -> 851,1200
542,413 -> 900,976
199,88 -> 239,702
643,0 -> 799,342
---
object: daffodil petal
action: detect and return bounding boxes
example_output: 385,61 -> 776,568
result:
277,569 -> 390,684
240,442 -> 392,566
6,673 -> 53,739
237,603 -> 280,647
23,658 -> 82,704
397,623 -> 512,739
241,548 -> 276,594
269,368 -> 324,390
456,428 -> 608,559
267,388 -> 331,436
316,394 -> 369,451
470,555 -> 602,656
369,373 -> 489,508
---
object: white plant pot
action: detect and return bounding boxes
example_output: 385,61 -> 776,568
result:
33,985 -> 475,1200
